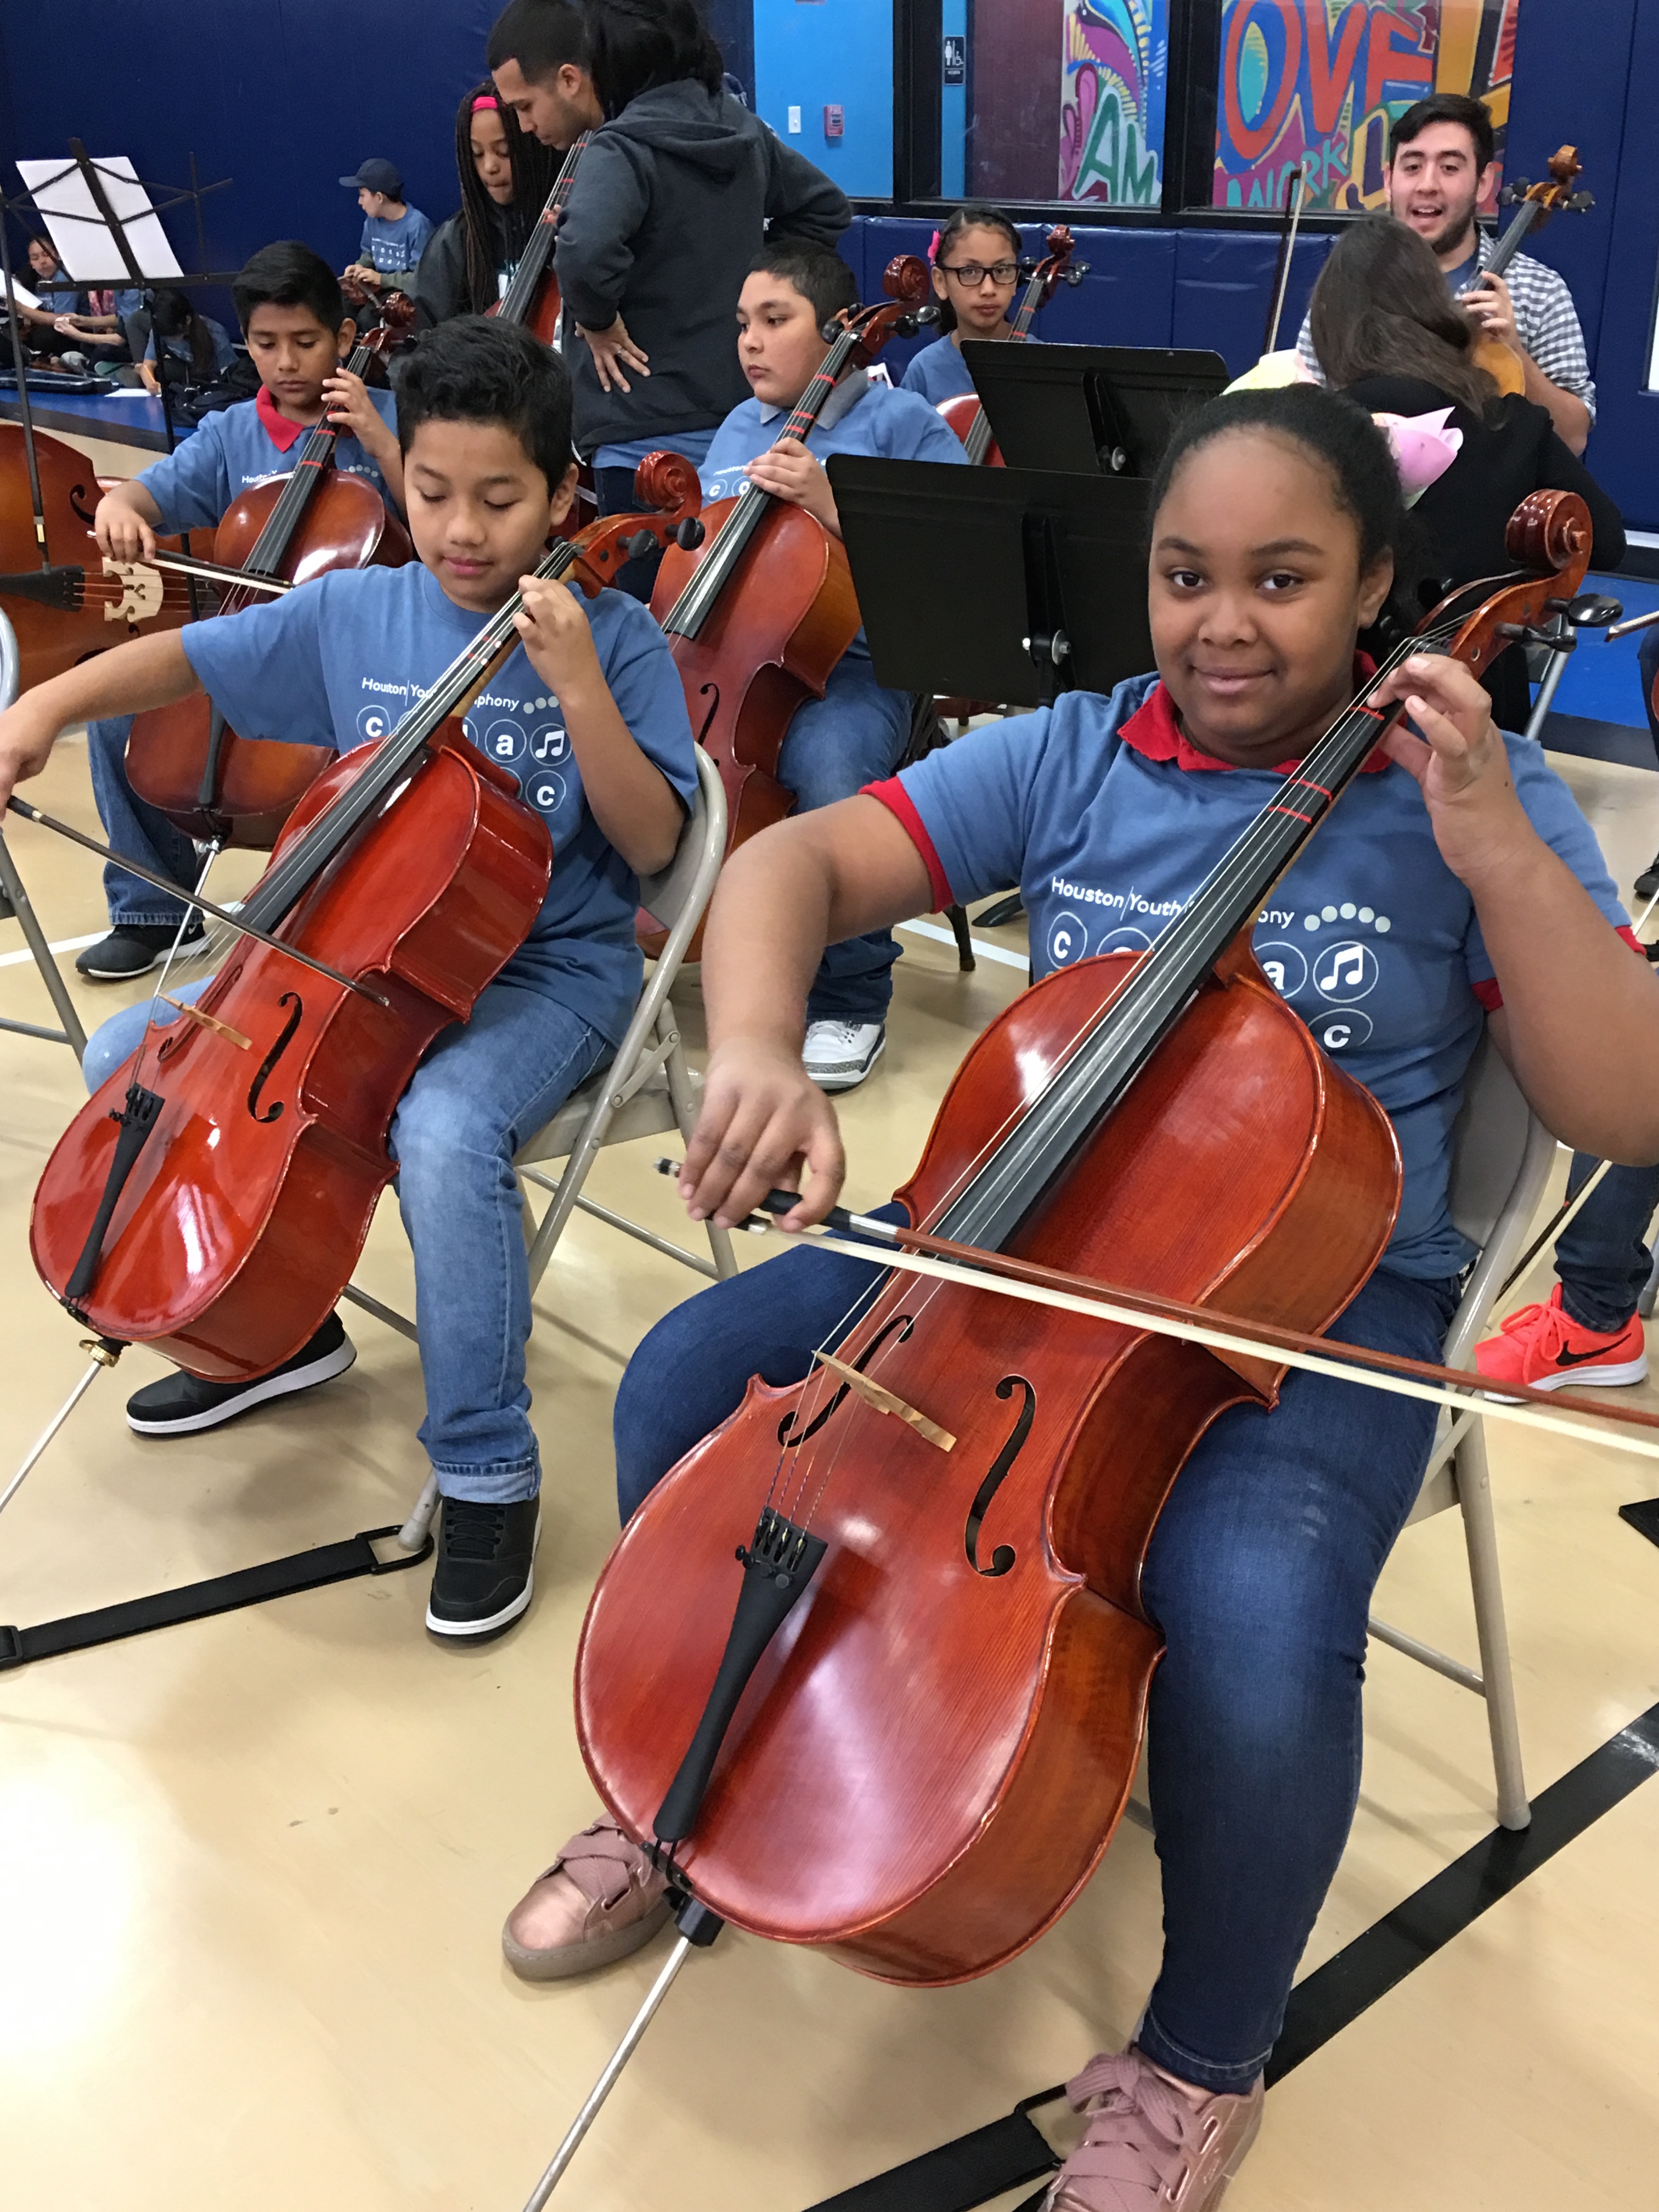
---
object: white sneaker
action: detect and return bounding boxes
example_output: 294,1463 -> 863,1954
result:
803,1018 -> 886,1092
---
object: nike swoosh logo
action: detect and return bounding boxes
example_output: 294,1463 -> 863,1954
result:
1555,1342 -> 1627,1367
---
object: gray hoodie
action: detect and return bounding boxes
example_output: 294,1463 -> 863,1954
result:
554,83 -> 851,454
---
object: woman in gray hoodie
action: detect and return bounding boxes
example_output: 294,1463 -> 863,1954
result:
492,0 -> 851,596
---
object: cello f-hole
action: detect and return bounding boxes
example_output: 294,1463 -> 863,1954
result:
247,991 -> 303,1124
695,682 -> 721,747
965,1375 -> 1036,1577
69,481 -> 97,528
778,1311 -> 916,1449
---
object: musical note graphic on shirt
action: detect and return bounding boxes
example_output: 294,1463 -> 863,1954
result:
1313,940 -> 1376,1001
529,724 -> 567,763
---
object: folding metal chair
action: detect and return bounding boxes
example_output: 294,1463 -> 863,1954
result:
1368,1024 -> 1555,1831
345,745 -> 737,1550
0,606 -> 87,1057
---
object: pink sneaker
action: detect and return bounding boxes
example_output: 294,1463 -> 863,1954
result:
1045,2049 -> 1263,2210
1475,1284 -> 1648,1396
500,1816 -> 670,1981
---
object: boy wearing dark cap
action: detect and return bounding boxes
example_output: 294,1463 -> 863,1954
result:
342,159 -> 433,295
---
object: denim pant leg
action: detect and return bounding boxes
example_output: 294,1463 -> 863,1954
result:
86,714 -> 199,929
1134,1266 -> 1458,2091
613,1203 -> 905,1522
388,981 -> 606,1503
778,659 -> 913,1026
1554,1152 -> 1659,1333
80,978 -> 206,1091
1639,627 -> 1659,766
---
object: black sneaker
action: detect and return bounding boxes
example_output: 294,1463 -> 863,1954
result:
426,1496 -> 540,1642
76,917 -> 205,981
125,1313 -> 356,1435
1637,852 -> 1659,901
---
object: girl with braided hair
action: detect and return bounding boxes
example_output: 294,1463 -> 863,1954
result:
413,81 -> 560,328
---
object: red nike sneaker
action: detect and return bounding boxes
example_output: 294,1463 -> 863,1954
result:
1475,1284 -> 1649,1395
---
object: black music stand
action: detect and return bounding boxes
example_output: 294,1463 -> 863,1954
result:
829,454 -> 1153,708
961,341 -> 1227,477
830,455 -> 1155,928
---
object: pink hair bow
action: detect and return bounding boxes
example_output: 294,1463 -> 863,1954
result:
1372,407 -> 1463,504
929,228 -> 941,262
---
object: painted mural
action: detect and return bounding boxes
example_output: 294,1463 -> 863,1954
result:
1060,0 -> 1170,205
1212,0 -> 1519,213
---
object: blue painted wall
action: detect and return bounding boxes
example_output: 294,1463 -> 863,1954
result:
753,0 -> 894,199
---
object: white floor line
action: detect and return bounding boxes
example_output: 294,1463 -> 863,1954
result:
0,929 -> 101,969
898,916 -> 1028,970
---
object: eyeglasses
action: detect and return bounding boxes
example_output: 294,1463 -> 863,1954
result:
939,259 -> 1019,287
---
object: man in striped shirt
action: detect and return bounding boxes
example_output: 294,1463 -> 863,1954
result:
1297,92 -> 1593,454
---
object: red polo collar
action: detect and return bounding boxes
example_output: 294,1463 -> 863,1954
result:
255,385 -> 311,453
1118,656 -> 1391,776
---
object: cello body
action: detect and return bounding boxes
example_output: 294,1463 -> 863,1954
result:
938,388 -> 1002,467
0,423 -> 218,687
125,469 -> 412,846
577,942 -> 1401,1984
31,720 -> 551,1380
650,494 -> 860,851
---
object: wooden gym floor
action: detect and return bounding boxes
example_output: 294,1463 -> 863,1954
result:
1,654 -> 1657,2206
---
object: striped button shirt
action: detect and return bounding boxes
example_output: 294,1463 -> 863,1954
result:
1296,227 -> 1595,420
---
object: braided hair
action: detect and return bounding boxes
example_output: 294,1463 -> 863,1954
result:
455,81 -> 560,317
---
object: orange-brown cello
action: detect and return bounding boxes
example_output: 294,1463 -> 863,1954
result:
1467,145 -> 1594,397
575,492 -> 1593,1987
123,297 -> 416,850
938,223 -> 1085,466
0,423 -> 225,690
27,491 -> 707,1380
638,256 -> 938,953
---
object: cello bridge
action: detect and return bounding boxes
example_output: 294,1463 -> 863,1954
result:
101,558 -> 165,624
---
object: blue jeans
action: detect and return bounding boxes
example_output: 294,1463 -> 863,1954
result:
83,977 -> 605,1500
613,1219 -> 1457,2092
778,654 -> 913,1026
1556,1152 -> 1659,1333
86,714 -> 199,929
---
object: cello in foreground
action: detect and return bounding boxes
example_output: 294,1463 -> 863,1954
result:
575,491 -> 1594,1982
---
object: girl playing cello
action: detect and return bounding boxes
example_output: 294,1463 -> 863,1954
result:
413,82 -> 560,326
504,386 -> 1659,2208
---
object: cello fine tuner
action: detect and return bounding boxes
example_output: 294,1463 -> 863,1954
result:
100,557 -> 165,625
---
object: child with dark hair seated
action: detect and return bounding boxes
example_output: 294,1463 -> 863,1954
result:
901,202 -> 1031,408
136,287 -> 237,394
690,234 -> 969,1092
0,316 -> 696,1645
81,241 -> 404,983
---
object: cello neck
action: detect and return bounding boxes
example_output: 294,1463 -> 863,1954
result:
498,133 -> 591,326
239,540 -> 581,935
1481,199 -> 1539,284
924,614 -> 1480,1255
661,321 -> 866,641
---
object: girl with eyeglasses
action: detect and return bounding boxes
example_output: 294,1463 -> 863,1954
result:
900,203 -> 1032,407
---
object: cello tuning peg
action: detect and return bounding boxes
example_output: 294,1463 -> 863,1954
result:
1569,191 -> 1595,211
675,515 -> 706,551
624,529 -> 658,561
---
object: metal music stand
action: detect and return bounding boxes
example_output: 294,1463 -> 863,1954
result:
962,341 -> 1228,477
828,454 -> 1154,708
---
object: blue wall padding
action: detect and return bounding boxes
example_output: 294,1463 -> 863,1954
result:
0,0 -> 500,317
1500,0 -> 1638,369
1576,0 -> 1659,528
1173,231 -> 1333,376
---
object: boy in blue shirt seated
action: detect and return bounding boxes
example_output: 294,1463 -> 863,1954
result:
695,236 -> 968,1091
0,316 -> 697,1645
341,158 -> 434,296
900,204 -> 1031,409
82,242 -> 404,984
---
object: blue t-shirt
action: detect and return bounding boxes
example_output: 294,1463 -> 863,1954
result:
900,332 -> 1039,405
143,315 -> 237,379
888,672 -> 1630,1280
178,566 -> 697,1045
360,206 -> 435,275
701,375 -> 968,659
133,390 -> 397,532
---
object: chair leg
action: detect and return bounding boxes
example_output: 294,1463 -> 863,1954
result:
398,1471 -> 440,1552
944,902 -> 976,972
661,1013 -> 736,1280
1454,1421 -> 1530,1830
